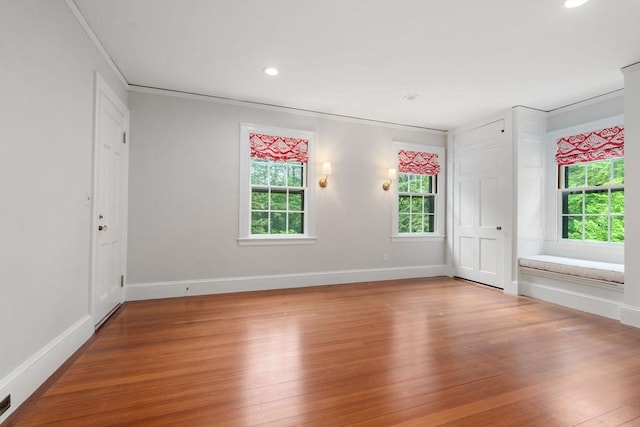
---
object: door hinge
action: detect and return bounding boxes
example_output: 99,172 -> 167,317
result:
122,132 -> 127,144
120,275 -> 124,287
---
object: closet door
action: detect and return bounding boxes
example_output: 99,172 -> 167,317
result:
452,120 -> 510,288
92,74 -> 129,328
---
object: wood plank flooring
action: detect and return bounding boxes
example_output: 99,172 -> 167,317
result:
5,277 -> 640,426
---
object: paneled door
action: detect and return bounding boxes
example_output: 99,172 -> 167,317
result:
92,74 -> 129,328
453,120 -> 509,288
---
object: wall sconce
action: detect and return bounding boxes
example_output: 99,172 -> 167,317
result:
382,168 -> 396,191
319,162 -> 332,188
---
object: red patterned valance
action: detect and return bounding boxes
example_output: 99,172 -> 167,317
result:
556,126 -> 624,166
398,150 -> 440,175
250,133 -> 309,163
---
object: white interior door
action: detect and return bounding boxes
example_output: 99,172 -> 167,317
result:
453,120 -> 509,288
93,74 -> 128,327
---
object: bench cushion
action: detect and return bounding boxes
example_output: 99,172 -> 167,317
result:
519,255 -> 624,284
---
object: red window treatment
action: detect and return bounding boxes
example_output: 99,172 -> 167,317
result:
556,125 -> 624,166
250,133 -> 309,163
398,150 -> 440,175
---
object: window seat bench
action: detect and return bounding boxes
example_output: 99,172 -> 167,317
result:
518,255 -> 624,320
518,255 -> 624,284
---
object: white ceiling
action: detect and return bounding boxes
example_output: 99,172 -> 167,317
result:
74,0 -> 640,130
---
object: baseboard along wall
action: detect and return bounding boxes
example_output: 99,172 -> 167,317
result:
125,265 -> 450,301
0,315 -> 94,424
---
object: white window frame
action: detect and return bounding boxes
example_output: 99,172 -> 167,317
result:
557,158 -> 624,244
238,123 -> 317,246
544,114 -> 624,261
391,142 -> 445,241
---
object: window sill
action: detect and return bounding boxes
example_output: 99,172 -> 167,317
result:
391,234 -> 445,243
237,236 -> 318,247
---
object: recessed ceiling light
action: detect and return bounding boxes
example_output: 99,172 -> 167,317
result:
564,0 -> 589,8
263,67 -> 278,76
403,94 -> 419,101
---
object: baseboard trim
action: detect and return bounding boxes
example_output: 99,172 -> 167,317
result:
620,305 -> 640,328
0,315 -> 94,423
504,280 -> 519,295
520,281 -> 622,320
125,265 -> 449,301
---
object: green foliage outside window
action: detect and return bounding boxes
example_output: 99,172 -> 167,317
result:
561,159 -> 624,243
398,173 -> 435,233
250,159 -> 305,235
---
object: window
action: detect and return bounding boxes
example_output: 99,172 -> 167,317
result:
556,125 -> 624,243
398,173 -> 436,233
239,124 -> 316,245
250,158 -> 305,235
392,143 -> 444,238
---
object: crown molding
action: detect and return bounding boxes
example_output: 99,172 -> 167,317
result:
64,0 -> 129,89
547,89 -> 624,116
128,85 -> 446,134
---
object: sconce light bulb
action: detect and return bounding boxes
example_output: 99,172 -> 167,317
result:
322,162 -> 332,176
388,168 -> 397,181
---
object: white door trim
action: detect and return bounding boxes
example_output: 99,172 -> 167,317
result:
90,72 -> 129,326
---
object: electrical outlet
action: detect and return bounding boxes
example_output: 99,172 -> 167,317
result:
0,394 -> 10,417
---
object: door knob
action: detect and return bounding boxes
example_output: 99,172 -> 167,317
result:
98,225 -> 108,231
496,226 -> 502,230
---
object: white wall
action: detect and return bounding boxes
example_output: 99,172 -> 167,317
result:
514,107 -> 547,272
622,63 -> 640,327
547,91 -> 624,132
0,0 -> 128,421
126,90 -> 447,299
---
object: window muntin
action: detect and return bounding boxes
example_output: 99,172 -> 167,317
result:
398,173 -> 436,233
250,158 -> 306,235
560,158 -> 624,243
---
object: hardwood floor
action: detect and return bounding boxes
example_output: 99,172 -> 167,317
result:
5,277 -> 640,426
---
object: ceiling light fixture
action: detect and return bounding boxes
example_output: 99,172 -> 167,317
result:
263,67 -> 278,76
564,0 -> 589,8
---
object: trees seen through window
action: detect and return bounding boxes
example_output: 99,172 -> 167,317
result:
561,158 -> 624,243
398,173 -> 436,233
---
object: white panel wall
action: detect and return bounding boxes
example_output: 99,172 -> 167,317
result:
126,91 -> 447,298
0,0 -> 127,421
514,107 -> 547,278
622,63 -> 640,327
